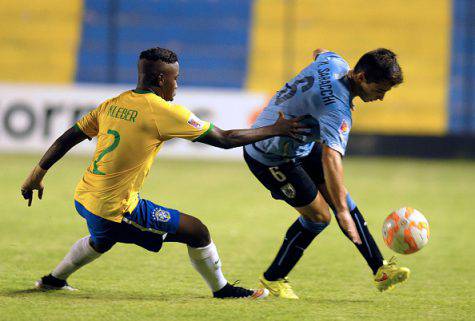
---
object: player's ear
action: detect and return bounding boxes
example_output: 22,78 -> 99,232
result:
157,73 -> 164,87
355,71 -> 366,84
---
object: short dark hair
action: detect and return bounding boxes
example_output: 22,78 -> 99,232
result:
139,47 -> 178,63
354,48 -> 403,86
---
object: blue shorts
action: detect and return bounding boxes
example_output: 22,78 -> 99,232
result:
75,199 -> 181,252
244,143 -> 324,207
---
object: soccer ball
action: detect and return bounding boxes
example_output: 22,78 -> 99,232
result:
382,207 -> 430,254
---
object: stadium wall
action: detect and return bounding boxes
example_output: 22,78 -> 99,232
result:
0,83 -> 265,159
247,0 -> 450,137
0,0 -> 83,83
449,0 -> 475,135
0,0 -> 474,158
76,0 -> 253,87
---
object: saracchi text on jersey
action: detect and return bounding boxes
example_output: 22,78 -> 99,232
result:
317,61 -> 337,106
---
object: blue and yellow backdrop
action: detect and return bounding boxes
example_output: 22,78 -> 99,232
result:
0,0 -> 474,136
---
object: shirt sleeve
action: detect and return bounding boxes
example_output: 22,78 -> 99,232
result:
153,100 -> 212,141
318,107 -> 351,156
75,107 -> 100,139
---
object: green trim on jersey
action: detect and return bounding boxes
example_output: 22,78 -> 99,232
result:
73,123 -> 81,131
193,123 -> 214,142
132,89 -> 154,94
74,123 -> 92,140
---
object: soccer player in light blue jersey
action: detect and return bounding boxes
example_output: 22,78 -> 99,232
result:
244,48 -> 410,298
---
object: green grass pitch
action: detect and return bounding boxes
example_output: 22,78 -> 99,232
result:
0,154 -> 473,320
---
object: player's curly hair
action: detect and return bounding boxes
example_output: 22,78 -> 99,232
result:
139,47 -> 178,63
355,48 -> 403,86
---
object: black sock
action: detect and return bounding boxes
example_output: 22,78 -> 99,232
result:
336,206 -> 384,275
264,218 -> 323,281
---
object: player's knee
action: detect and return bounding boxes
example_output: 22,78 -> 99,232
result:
189,218 -> 211,248
317,211 -> 332,224
296,195 -> 332,224
300,210 -> 331,224
89,238 -> 114,253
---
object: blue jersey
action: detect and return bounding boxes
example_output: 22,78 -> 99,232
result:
245,51 -> 353,166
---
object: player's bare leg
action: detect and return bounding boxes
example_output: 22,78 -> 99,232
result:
260,193 -> 331,299
164,212 -> 268,299
317,184 -> 410,291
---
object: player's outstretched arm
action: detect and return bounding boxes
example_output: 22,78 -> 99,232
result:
196,112 -> 310,149
321,145 -> 362,244
21,126 -> 89,206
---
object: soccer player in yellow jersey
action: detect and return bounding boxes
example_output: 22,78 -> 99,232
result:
20,47 -> 308,299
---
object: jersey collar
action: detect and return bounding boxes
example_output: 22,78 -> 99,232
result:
132,89 -> 154,94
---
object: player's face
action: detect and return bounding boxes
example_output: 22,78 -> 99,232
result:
160,62 -> 179,101
358,78 -> 393,102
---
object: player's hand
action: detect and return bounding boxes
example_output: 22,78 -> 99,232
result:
312,48 -> 328,60
336,210 -> 362,244
273,112 -> 312,141
21,165 -> 47,207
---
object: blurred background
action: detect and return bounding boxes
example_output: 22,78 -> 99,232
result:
0,0 -> 474,158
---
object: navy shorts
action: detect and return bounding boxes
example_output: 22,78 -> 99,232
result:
75,198 -> 181,252
244,143 -> 325,207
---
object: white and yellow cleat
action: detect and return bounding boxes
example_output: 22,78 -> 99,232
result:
259,275 -> 299,299
374,256 -> 410,292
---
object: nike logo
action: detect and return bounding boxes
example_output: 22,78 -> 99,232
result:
214,259 -> 220,265
251,289 -> 265,299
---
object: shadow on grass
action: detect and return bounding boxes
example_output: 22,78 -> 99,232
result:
305,298 -> 373,304
1,288 -> 210,302
2,288 -> 373,304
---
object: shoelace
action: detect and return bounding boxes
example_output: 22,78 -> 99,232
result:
230,280 -> 253,297
281,277 -> 294,291
386,256 -> 398,268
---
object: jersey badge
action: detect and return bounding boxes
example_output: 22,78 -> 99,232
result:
280,183 -> 296,199
339,120 -> 350,143
152,208 -> 171,222
339,120 -> 349,134
187,114 -> 204,130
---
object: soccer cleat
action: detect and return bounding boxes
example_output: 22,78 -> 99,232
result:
35,274 -> 77,291
259,275 -> 299,299
213,281 -> 269,299
374,256 -> 410,292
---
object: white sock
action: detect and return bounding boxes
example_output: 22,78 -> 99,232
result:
187,241 -> 228,292
52,236 -> 102,280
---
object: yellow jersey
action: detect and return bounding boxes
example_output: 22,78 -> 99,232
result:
74,89 -> 212,222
